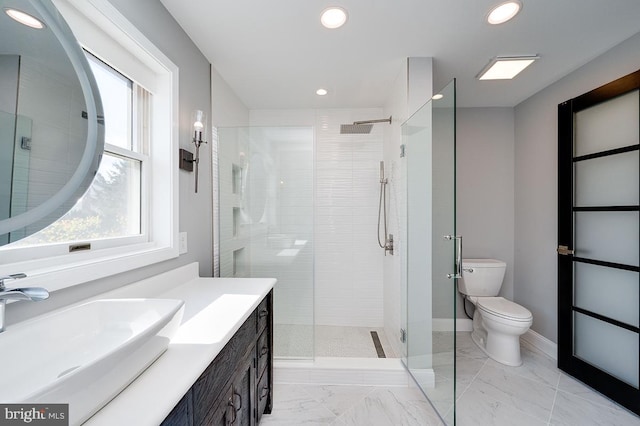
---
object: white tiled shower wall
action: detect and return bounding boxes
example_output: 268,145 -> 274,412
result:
250,108 -> 386,328
314,109 -> 385,327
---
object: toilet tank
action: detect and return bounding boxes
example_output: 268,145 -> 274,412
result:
458,259 -> 506,297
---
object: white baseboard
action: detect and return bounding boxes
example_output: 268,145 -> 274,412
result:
521,329 -> 557,360
274,357 -> 410,386
408,368 -> 435,389
432,318 -> 473,332
432,320 -> 556,360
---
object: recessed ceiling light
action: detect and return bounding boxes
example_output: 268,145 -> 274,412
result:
486,1 -> 522,25
316,88 -> 328,96
432,94 -> 444,100
4,8 -> 45,29
477,55 -> 539,80
321,6 -> 348,29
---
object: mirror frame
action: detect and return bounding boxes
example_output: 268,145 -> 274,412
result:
0,0 -> 104,239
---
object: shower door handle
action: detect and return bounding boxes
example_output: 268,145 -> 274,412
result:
444,235 -> 462,279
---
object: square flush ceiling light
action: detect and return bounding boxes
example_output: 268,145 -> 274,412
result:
477,55 -> 539,80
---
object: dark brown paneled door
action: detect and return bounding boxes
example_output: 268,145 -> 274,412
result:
557,69 -> 640,416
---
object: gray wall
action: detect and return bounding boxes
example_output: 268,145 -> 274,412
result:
457,107 -> 515,315
7,0 -> 213,325
514,31 -> 640,342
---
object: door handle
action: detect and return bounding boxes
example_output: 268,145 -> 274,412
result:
557,245 -> 574,256
444,235 -> 462,279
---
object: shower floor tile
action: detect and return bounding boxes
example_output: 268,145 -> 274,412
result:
315,326 -> 397,358
274,324 -> 398,359
274,324 -> 314,359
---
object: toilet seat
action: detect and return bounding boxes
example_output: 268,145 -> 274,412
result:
477,297 -> 532,322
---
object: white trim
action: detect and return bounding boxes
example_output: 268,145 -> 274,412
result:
53,0 -> 171,92
408,368 -> 436,389
0,0 -> 179,291
432,318 -> 473,332
274,357 -> 409,386
521,329 -> 558,360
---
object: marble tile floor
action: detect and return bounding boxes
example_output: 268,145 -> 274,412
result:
275,324 -> 398,359
264,332 -> 640,425
260,383 -> 442,425
434,332 -> 640,426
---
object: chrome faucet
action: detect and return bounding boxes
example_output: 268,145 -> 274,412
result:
0,274 -> 49,333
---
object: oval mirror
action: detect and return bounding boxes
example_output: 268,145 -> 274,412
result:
0,0 -> 103,246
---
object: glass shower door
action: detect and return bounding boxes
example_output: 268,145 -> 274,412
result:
403,79 -> 457,424
216,126 -> 315,360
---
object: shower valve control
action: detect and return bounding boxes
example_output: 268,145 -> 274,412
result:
384,234 -> 394,256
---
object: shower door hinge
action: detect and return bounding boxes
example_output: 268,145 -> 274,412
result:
400,144 -> 406,158
21,136 -> 31,150
400,328 -> 407,343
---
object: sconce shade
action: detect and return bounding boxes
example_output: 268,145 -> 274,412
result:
190,109 -> 207,193
192,110 -> 207,136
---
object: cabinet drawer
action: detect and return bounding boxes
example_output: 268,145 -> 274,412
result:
256,368 -> 270,423
256,329 -> 269,379
256,297 -> 269,335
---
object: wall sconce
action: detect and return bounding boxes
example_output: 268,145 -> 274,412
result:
179,110 -> 208,193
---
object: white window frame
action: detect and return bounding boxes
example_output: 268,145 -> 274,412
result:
0,0 -> 179,292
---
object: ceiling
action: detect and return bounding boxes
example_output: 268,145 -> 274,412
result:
159,0 -> 640,109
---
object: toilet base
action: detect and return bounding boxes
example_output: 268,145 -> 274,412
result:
471,327 -> 523,367
470,308 -> 525,367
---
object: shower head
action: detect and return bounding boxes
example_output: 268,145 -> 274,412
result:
340,116 -> 392,134
340,123 -> 373,134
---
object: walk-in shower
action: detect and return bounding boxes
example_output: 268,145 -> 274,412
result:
214,115 -> 397,362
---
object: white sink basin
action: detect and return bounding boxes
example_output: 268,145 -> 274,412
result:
0,298 -> 184,425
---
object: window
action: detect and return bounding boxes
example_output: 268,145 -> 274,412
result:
0,0 -> 179,292
12,54 -> 146,246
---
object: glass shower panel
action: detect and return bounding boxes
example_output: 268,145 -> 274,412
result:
404,79 -> 456,424
217,126 -> 315,360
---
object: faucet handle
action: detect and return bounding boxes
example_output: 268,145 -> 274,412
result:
0,273 -> 27,289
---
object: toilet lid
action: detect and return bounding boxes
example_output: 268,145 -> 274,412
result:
477,297 -> 533,321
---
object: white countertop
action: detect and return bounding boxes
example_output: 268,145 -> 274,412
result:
83,263 -> 276,426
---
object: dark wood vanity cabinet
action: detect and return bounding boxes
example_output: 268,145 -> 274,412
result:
162,290 -> 273,426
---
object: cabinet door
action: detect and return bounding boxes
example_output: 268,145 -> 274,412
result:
256,369 -> 269,423
207,389 -> 234,426
232,352 -> 255,426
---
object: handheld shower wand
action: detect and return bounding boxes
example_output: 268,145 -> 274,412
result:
377,161 -> 394,255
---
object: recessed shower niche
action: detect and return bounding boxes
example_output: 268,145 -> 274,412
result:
232,247 -> 246,277
232,163 -> 242,194
232,207 -> 241,237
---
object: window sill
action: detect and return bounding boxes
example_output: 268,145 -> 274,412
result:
3,242 -> 179,293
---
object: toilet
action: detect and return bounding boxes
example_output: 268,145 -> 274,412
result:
458,259 -> 533,366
